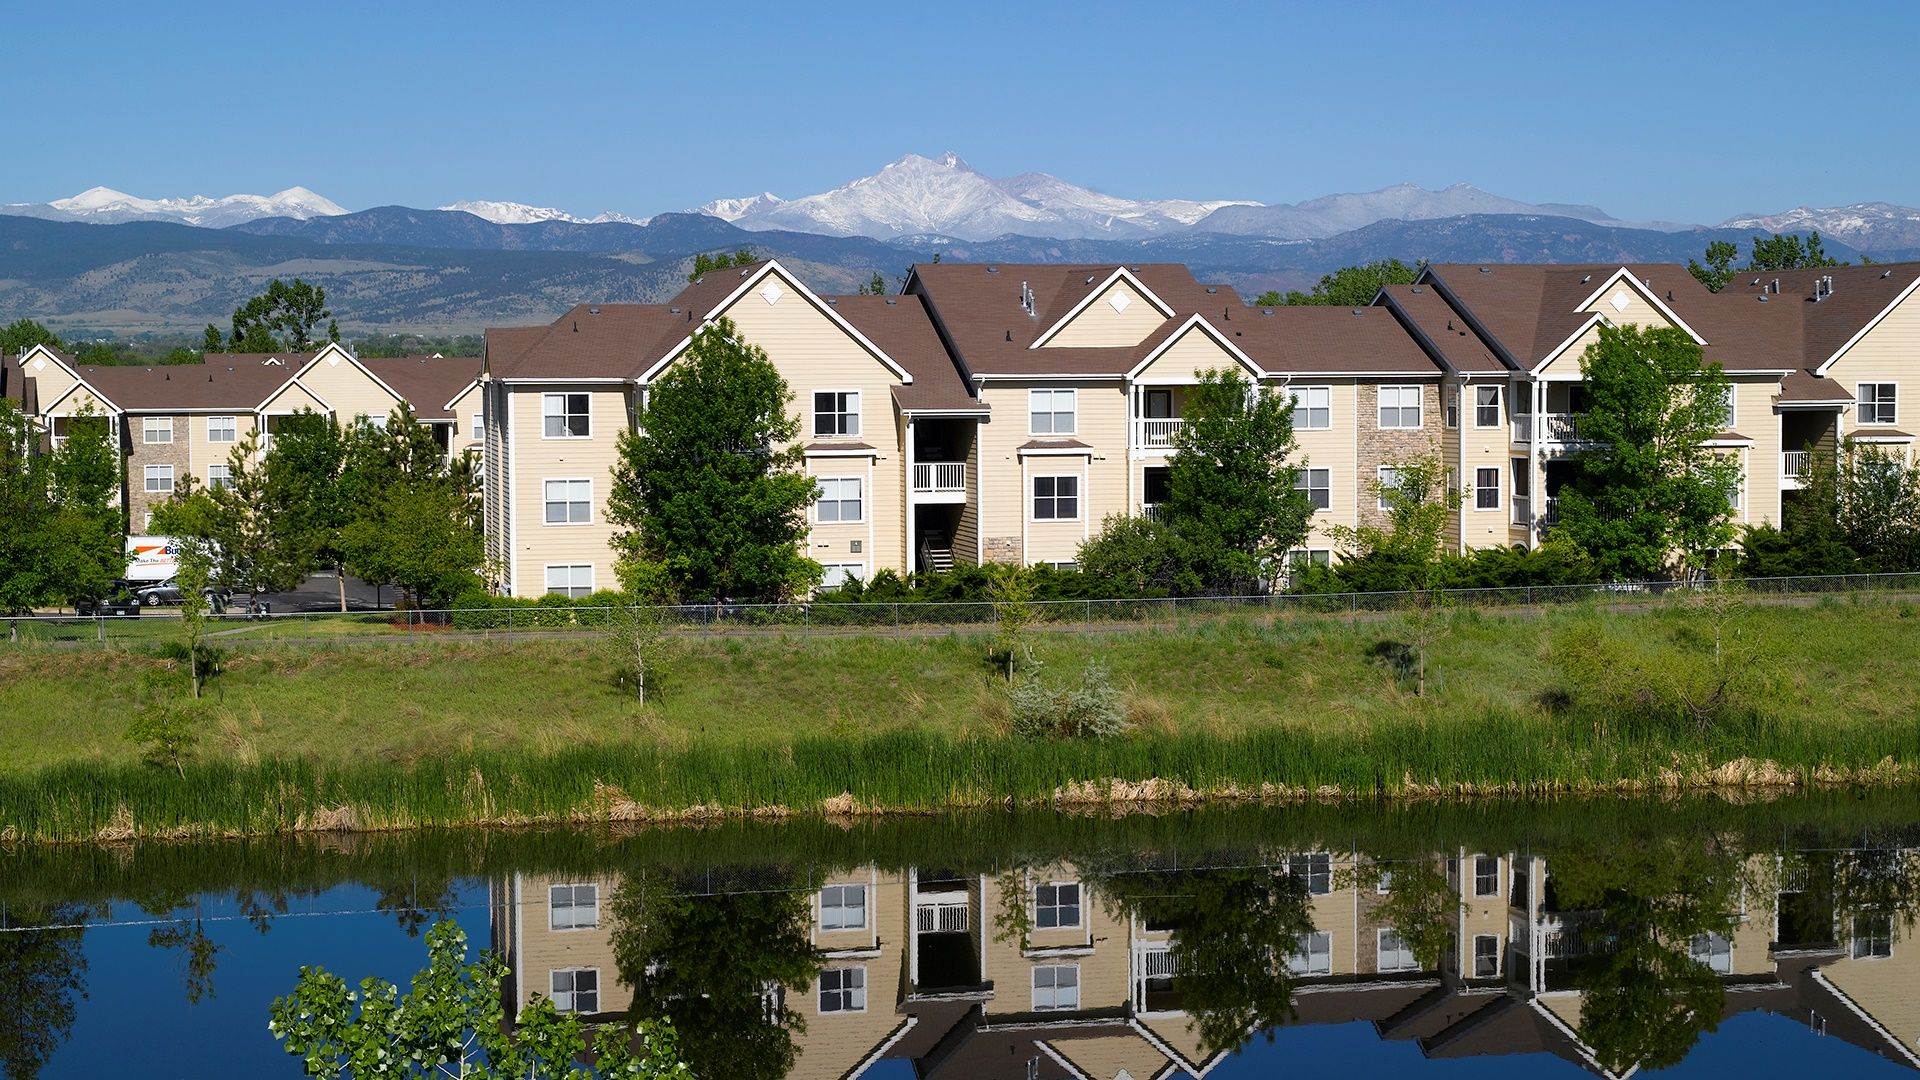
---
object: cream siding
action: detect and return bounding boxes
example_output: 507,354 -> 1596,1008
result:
791,875 -> 908,1080
296,349 -> 404,425
187,413 -> 257,488
1132,324 -> 1250,383
953,431 -> 981,566
1042,278 -> 1168,349
977,382 -> 1125,566
20,350 -> 81,409
260,379 -> 331,417
505,875 -> 629,1018
507,383 -> 629,598
1826,285 -> 1920,439
1823,914 -> 1920,1052
1459,378 -> 1515,550
1732,376 -> 1784,527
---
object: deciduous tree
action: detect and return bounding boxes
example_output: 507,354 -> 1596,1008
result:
227,278 -> 337,352
608,317 -> 820,601
1269,258 -> 1420,307
1552,325 -> 1740,580
1164,368 -> 1312,593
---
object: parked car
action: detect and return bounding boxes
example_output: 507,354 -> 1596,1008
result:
132,578 -> 228,610
76,587 -> 143,618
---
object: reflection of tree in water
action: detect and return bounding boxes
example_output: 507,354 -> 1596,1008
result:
1096,864 -> 1315,1055
1352,862 -> 1459,970
371,876 -> 460,938
608,870 -> 821,1080
0,904 -> 93,1080
1549,840 -> 1741,1075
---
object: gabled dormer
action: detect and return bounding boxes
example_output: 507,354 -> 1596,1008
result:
1032,267 -> 1176,349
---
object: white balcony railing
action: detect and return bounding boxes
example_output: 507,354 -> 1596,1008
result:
1139,947 -> 1178,979
916,902 -> 968,934
1511,414 -> 1583,444
912,461 -> 966,493
1510,415 -> 1532,444
1782,451 -> 1810,478
1512,496 -> 1533,527
1136,418 -> 1185,448
1142,503 -> 1169,522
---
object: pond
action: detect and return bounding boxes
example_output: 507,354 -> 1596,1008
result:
6,792 -> 1920,1078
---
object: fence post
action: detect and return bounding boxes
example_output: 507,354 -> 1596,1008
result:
1085,600 -> 1092,628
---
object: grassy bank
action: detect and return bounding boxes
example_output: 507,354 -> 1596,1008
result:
2,595 -> 1917,841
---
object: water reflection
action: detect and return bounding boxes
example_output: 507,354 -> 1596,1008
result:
493,837 -> 1920,1079
9,798 -> 1920,1078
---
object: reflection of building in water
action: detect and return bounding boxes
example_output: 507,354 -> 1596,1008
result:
489,847 -> 1920,1079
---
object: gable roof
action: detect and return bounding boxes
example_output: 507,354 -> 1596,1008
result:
1207,304 -> 1445,376
63,357 -> 292,412
486,304 -> 686,381
359,355 -> 485,420
1030,266 -> 1178,348
831,294 -> 984,414
1376,284 -> 1508,374
643,259 -> 914,384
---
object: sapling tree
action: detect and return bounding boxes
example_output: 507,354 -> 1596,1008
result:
173,536 -> 216,699
986,562 -> 1039,682
605,602 -> 676,706
1331,450 -> 1460,696
269,920 -> 688,1079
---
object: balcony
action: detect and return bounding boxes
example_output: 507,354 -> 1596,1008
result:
1511,413 -> 1582,446
1512,496 -> 1533,527
915,900 -> 969,934
1134,417 -> 1186,449
910,461 -> 967,503
1781,450 -> 1810,489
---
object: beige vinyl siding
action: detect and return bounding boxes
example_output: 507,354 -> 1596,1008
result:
789,875 -> 909,1080
1576,279 -> 1683,330
506,875 -> 629,1018
1827,285 -> 1920,440
1290,379 -> 1360,550
805,456 -> 885,579
19,350 -> 80,409
508,384 -> 629,598
1458,378 -> 1514,550
975,382 -> 1125,566
1131,323 -> 1249,383
448,383 -> 484,449
297,349 -> 403,425
953,431 -> 981,566
702,267 -> 906,577
484,381 -> 510,577
42,384 -> 115,419
1821,914 -> 1920,1052
1732,376 -> 1784,527
980,872 -> 1130,1019
1042,278 -> 1168,349
189,413 -> 255,488
260,379 -> 331,417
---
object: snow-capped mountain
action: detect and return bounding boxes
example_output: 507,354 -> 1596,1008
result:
1719,202 -> 1920,254
705,152 -> 1254,241
440,200 -> 646,226
1,186 -> 347,227
1192,182 -> 1624,240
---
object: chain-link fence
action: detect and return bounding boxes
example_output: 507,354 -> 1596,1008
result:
8,572 -> 1920,649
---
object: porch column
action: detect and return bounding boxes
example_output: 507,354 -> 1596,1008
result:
905,418 -> 916,574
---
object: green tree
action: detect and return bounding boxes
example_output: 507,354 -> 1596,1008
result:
1331,451 -> 1461,694
264,411 -> 352,610
686,249 -> 755,282
227,279 -> 337,352
1834,440 -> 1920,572
43,406 -> 126,606
0,399 -> 54,615
1,318 -> 61,355
203,434 -> 310,601
608,317 -> 820,601
1686,240 -> 1740,292
1253,289 -> 1283,307
0,906 -> 90,1080
173,537 -> 217,699
1552,325 -> 1740,580
1076,513 -> 1180,596
1164,368 -> 1311,593
1277,258 -> 1420,306
1747,230 -> 1839,272
339,481 -> 485,608
203,324 -> 224,353
270,920 -> 688,1079
609,872 -> 818,1080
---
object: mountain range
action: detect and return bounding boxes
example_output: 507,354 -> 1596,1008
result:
4,154 -> 1919,335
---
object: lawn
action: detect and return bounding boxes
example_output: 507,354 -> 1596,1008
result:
2,593 -> 1917,840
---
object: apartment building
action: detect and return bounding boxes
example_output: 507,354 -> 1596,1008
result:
483,257 -> 1920,597
491,850 -> 1920,1079
4,342 -> 482,529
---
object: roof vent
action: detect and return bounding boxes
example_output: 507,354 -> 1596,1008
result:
588,307 -> 601,315
1020,281 -> 1035,317
1085,275 -> 1095,284
1261,308 -> 1273,316
1005,330 -> 1012,341
739,266 -> 751,276
1222,307 -> 1230,321
1351,308 -> 1366,316
987,266 -> 999,274
1205,286 -> 1218,294
1883,269 -> 1894,278
572,321 -> 578,332
1750,278 -> 1762,287
670,307 -> 680,314
1757,295 -> 1769,303
1410,285 -> 1423,293
1478,266 -> 1491,273
1666,290 -> 1674,302
885,298 -> 897,305
826,298 -> 837,305
1771,278 -> 1781,295
1129,266 -> 1141,273
1580,274 -> 1591,284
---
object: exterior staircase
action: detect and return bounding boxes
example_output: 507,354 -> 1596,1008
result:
919,535 -> 955,574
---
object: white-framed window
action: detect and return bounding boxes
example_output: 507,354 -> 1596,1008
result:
1029,389 -> 1077,435
1295,468 -> 1331,511
1474,856 -> 1500,897
1445,387 -> 1460,429
820,884 -> 867,931
544,564 -> 594,598
143,416 -> 174,444
1288,931 -> 1333,976
1288,548 -> 1332,570
144,464 -> 174,494
549,883 -> 599,931
1377,870 -> 1395,894
1378,385 -> 1422,429
1689,932 -> 1732,974
819,563 -> 865,590
1287,853 -> 1332,896
1378,928 -> 1418,972
1853,915 -> 1893,959
206,464 -> 232,491
542,392 -> 591,438
363,414 -> 389,432
1289,385 -> 1331,430
1377,466 -> 1406,511
1858,383 -> 1897,425
1032,475 -> 1079,521
543,479 -> 592,524
819,966 -> 866,1013
815,476 -> 863,523
1729,462 -> 1745,511
1475,467 -> 1501,511
1034,882 -> 1082,929
208,415 -> 237,443
813,391 -> 861,437
1709,384 -> 1736,428
471,413 -> 484,441
1474,385 -> 1501,428
550,968 -> 598,1013
1032,965 -> 1080,1011
1473,935 -> 1501,978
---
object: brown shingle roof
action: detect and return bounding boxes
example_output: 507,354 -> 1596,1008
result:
1377,285 -> 1507,373
1778,369 -> 1853,403
1204,304 -> 1444,376
74,358 -> 294,412
1723,263 -> 1920,366
359,355 -> 483,419
830,294 -> 984,414
486,304 -> 685,381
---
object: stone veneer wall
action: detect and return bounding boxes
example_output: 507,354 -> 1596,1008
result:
125,415 -> 189,529
1354,383 -> 1443,531
984,535 -> 1022,565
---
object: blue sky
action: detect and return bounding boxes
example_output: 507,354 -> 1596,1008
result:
8,0 -> 1919,223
